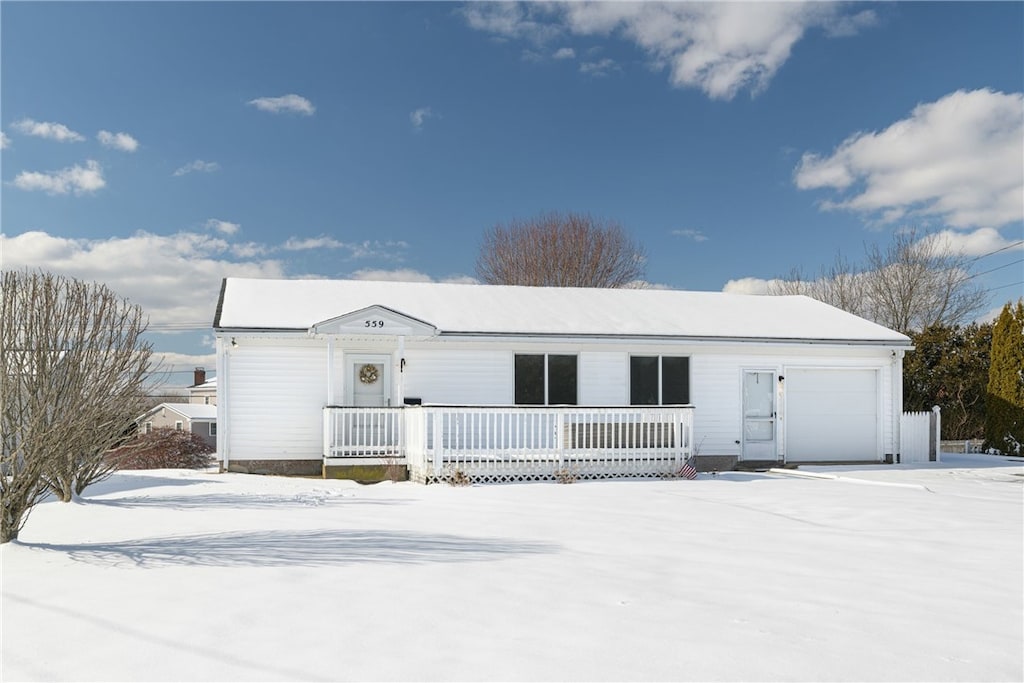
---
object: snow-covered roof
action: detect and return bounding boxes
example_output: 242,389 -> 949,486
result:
190,377 -> 217,389
214,277 -> 911,345
142,403 -> 217,422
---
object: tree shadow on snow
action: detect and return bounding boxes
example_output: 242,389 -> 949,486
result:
22,529 -> 559,568
88,492 -> 408,510
81,472 -> 214,497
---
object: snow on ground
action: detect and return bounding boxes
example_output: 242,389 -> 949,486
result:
2,453 -> 1021,682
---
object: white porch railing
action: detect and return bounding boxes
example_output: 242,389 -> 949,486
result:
322,407 -> 404,458
324,405 -> 695,483
900,406 -> 941,464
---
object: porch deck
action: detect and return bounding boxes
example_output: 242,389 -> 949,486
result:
323,405 -> 695,483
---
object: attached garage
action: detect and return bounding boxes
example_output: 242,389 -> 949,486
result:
785,368 -> 880,462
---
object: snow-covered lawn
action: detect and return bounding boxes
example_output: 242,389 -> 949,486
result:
2,453 -> 1021,682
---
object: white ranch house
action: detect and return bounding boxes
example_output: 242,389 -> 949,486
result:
213,278 -> 913,482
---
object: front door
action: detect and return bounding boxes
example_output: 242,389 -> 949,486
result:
351,359 -> 388,407
742,370 -> 777,461
345,357 -> 391,453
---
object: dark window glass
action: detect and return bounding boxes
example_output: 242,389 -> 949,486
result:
662,356 -> 690,404
547,355 -> 578,405
514,354 -> 544,405
630,356 -> 659,405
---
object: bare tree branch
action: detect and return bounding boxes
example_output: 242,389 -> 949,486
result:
769,229 -> 987,333
476,212 -> 646,288
1,271 -> 153,542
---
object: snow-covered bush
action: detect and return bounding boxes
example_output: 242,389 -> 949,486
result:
110,428 -> 215,470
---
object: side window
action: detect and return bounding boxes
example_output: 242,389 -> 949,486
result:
174,421 -> 183,431
630,356 -> 659,405
630,356 -> 690,405
515,354 -> 578,405
514,354 -> 545,405
662,356 -> 690,405
547,355 -> 578,405
209,422 -> 217,436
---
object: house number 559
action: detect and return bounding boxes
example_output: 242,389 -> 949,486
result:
365,320 -> 385,328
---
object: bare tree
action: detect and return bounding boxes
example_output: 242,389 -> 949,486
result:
1,271 -> 152,542
768,229 -> 986,333
476,212 -> 646,288
863,230 -> 987,333
768,253 -> 869,319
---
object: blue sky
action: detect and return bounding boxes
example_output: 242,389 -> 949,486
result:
2,1 -> 1022,387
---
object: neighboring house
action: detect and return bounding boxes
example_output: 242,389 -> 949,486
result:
188,368 -> 217,406
139,403 -> 218,449
212,277 -> 913,481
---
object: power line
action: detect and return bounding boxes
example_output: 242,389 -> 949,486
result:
146,323 -> 212,331
966,239 -> 1024,263
963,257 -> 1024,281
985,281 -> 1024,294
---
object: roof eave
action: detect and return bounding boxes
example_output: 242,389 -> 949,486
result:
214,327 -> 910,347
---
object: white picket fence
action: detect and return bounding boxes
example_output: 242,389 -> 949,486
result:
900,406 -> 941,464
324,405 -> 696,483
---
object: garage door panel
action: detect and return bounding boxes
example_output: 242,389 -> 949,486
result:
787,369 -> 878,462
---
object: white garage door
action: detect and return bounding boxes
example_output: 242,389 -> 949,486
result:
785,368 -> 879,462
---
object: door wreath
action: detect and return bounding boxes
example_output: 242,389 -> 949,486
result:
358,364 -> 380,384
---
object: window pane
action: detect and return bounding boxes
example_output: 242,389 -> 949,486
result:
547,355 -> 578,405
662,356 -> 690,404
630,356 -> 658,405
514,354 -> 544,405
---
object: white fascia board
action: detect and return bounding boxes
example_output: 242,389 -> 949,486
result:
430,332 -> 913,349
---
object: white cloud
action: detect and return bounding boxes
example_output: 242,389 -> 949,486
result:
821,9 -> 878,38
976,305 -> 1012,325
12,160 -> 106,195
282,236 -> 346,251
918,228 -> 1024,258
672,229 -> 709,242
410,107 -> 436,130
349,268 -> 478,285
173,160 -> 220,177
11,118 -> 85,142
463,2 -> 875,100
460,3 -> 564,44
205,219 -> 240,236
0,230 -> 286,329
349,268 -> 435,283
1,131 -> 9,149
97,130 -> 139,152
247,94 -> 316,116
230,242 -> 269,258
553,47 -> 576,60
283,237 -> 410,260
151,351 -> 217,375
579,58 -> 619,78
721,277 -> 776,295
795,89 -> 1024,230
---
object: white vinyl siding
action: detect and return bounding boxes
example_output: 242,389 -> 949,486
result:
228,341 -> 328,460
401,349 -> 510,405
690,355 -> 744,458
219,333 -> 900,464
579,352 -> 627,405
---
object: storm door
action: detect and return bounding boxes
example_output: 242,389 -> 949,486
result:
741,370 -> 777,461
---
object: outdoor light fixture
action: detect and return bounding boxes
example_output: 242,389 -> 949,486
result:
231,337 -> 238,348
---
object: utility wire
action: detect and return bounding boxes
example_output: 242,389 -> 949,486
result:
963,258 -> 1024,281
966,239 -> 1024,264
984,281 -> 1024,294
